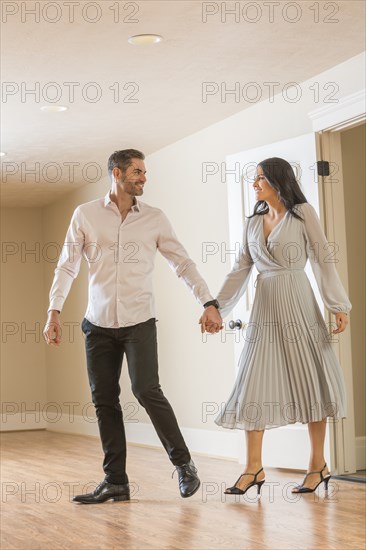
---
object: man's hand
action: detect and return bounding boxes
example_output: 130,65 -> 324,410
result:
199,306 -> 223,334
43,311 -> 62,346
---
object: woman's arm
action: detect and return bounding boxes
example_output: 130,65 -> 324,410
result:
301,202 -> 352,316
216,219 -> 254,319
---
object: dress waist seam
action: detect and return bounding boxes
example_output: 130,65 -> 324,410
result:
257,268 -> 305,280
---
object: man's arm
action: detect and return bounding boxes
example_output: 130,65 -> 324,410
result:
43,207 -> 85,346
157,211 -> 222,331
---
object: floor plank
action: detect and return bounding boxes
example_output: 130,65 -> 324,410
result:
1,431 -> 365,550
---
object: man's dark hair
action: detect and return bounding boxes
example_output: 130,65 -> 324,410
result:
108,149 -> 145,179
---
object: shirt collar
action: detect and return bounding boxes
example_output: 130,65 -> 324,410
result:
104,190 -> 140,212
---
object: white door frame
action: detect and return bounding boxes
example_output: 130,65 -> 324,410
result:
308,88 -> 365,475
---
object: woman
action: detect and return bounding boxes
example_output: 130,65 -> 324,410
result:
201,157 -> 351,495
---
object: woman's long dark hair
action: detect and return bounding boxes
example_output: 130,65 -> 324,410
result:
248,157 -> 307,220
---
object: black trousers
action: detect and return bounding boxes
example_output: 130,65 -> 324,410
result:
81,317 -> 191,484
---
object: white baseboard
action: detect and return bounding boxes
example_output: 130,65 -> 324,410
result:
47,413 -> 100,437
44,414 -> 240,460
356,436 -> 366,471
125,422 -> 241,460
0,413 -> 47,431
2,413 -> 341,471
262,424 -> 316,471
44,414 -> 316,469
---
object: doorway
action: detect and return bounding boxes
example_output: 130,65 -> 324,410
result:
317,121 -> 366,480
225,121 -> 365,475
340,122 -> 365,481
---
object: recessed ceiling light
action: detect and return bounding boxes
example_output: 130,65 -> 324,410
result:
0,152 -> 6,156
40,105 -> 68,112
128,34 -> 163,45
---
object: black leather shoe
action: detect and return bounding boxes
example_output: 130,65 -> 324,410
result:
72,480 -> 130,504
173,460 -> 200,498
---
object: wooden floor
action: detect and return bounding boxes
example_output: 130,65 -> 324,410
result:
1,431 -> 365,550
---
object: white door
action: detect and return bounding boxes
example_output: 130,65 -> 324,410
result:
225,133 -> 331,470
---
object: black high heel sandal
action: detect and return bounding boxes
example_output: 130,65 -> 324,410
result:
292,462 -> 331,493
224,467 -> 265,496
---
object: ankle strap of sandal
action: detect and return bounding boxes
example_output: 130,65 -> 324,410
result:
245,467 -> 263,482
320,462 -> 327,480
304,462 -> 328,481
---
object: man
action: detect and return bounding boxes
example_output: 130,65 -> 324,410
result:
43,149 -> 222,504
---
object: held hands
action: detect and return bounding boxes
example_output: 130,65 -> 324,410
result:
332,312 -> 349,334
199,306 -> 223,334
198,310 -> 348,335
43,311 -> 62,346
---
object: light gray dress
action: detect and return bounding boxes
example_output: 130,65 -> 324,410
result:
215,203 -> 352,431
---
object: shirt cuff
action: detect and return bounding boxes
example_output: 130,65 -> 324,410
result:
48,299 -> 64,314
199,293 -> 213,306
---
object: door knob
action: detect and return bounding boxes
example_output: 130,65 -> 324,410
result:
229,319 -> 243,330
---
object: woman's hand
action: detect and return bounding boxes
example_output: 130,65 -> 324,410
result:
199,306 -> 223,334
332,312 -> 349,334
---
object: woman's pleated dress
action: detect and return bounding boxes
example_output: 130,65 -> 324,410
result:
215,203 -> 351,431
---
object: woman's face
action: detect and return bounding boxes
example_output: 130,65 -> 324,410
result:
253,165 -> 278,203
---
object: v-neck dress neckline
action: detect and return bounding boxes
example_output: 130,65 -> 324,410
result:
262,210 -> 289,246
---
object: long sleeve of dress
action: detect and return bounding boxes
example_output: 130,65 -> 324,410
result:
301,202 -> 352,314
216,219 -> 254,318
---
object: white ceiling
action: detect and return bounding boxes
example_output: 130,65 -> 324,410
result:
1,0 -> 365,207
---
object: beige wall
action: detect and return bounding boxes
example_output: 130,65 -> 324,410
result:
42,181 -> 112,424
341,123 -> 366,438
1,52 -> 365,440
1,208 -> 47,429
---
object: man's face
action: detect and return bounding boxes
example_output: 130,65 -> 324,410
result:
114,158 -> 147,196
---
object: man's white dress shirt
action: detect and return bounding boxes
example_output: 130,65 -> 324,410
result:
48,191 -> 213,327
